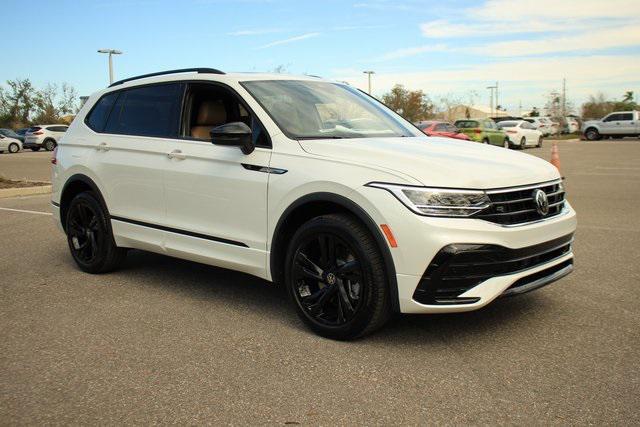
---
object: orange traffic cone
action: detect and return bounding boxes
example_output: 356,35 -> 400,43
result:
550,143 -> 561,172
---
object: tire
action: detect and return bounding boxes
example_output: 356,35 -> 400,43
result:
503,139 -> 510,149
284,214 -> 390,340
482,138 -> 489,144
44,139 -> 56,151
585,128 -> 600,141
537,137 -> 543,148
65,192 -> 126,274
31,147 -> 41,152
8,143 -> 19,153
520,137 -> 526,150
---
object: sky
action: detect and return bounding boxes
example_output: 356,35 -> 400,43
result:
1,0 -> 639,114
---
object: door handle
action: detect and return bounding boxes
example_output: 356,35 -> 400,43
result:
96,142 -> 109,151
167,149 -> 186,160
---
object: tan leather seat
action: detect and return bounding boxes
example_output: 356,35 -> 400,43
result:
191,100 -> 227,139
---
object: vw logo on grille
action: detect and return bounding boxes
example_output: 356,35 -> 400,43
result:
326,273 -> 337,285
533,189 -> 549,216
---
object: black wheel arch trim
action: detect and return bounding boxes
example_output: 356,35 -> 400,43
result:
270,192 -> 400,313
60,174 -> 110,231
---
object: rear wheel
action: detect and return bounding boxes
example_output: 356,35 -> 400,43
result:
284,214 -> 390,340
482,138 -> 489,144
520,137 -> 526,149
503,139 -> 510,149
65,192 -> 126,274
44,139 -> 56,151
8,143 -> 19,153
537,137 -> 543,148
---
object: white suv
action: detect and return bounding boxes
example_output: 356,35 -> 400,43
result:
24,125 -> 68,151
51,68 -> 577,339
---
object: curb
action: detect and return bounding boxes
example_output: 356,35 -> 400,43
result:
546,138 -> 580,143
0,185 -> 52,199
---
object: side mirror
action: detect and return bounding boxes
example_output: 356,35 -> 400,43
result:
210,122 -> 254,155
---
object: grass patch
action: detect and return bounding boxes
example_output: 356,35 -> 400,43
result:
0,176 -> 50,189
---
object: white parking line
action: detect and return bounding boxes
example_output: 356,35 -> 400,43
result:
0,207 -> 52,216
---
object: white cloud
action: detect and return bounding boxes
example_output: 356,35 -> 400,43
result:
476,24 -> 640,56
420,19 -> 586,38
473,0 -> 639,21
258,32 -> 321,49
375,44 -> 447,61
332,54 -> 640,110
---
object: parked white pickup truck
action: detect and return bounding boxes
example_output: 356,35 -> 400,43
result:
582,111 -> 640,140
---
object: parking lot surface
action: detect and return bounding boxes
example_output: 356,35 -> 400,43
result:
0,151 -> 52,182
1,140 -> 639,424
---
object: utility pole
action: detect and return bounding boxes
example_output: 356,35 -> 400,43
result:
495,81 -> 499,111
363,70 -> 375,94
486,84 -> 497,116
98,49 -> 123,84
561,78 -> 567,118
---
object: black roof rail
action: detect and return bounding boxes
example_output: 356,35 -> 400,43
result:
109,68 -> 225,87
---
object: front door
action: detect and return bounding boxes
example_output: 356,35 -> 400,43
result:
162,82 -> 272,278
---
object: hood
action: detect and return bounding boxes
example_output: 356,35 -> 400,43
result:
582,119 -> 600,125
298,136 -> 560,189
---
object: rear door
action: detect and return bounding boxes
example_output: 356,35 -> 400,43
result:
88,82 -> 184,250
486,120 -> 503,145
162,82 -> 272,278
617,112 -> 635,134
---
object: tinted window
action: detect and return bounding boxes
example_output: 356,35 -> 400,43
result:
455,120 -> 479,128
620,113 -> 633,121
604,114 -> 620,122
47,126 -> 68,132
434,124 -> 447,131
105,83 -> 183,137
498,122 -> 516,128
86,92 -> 119,132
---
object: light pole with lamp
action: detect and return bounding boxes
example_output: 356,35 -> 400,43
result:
97,49 -> 123,84
363,70 -> 375,94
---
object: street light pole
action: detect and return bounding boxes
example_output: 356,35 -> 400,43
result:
97,49 -> 123,84
363,70 -> 375,94
486,84 -> 497,116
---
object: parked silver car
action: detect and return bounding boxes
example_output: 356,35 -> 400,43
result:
0,134 -> 23,153
23,125 -> 68,151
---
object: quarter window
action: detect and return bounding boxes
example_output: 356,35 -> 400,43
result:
86,92 -> 119,132
105,83 -> 183,138
620,113 -> 633,121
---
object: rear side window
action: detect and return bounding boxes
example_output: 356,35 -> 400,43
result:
28,126 -> 42,132
104,83 -> 184,138
455,120 -> 478,128
86,92 -> 119,132
620,113 -> 633,120
47,126 -> 68,132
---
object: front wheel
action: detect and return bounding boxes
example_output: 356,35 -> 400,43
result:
520,137 -> 526,150
537,137 -> 543,148
284,214 -> 390,340
65,192 -> 126,274
503,139 -> 510,149
8,143 -> 19,153
482,138 -> 489,144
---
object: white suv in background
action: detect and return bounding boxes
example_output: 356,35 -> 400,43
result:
24,125 -> 68,151
51,68 -> 577,340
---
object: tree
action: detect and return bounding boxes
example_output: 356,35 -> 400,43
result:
622,91 -> 634,102
2,79 -> 37,127
528,107 -> 540,117
381,84 -> 435,122
581,91 -> 637,120
33,83 -> 79,123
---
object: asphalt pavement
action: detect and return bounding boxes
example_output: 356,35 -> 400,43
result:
1,140 -> 639,424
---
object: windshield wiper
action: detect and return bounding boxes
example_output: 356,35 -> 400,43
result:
296,136 -> 347,140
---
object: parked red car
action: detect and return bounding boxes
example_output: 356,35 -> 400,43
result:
415,121 -> 471,141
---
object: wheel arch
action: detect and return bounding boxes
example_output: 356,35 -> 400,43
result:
59,174 -> 109,231
270,192 -> 400,313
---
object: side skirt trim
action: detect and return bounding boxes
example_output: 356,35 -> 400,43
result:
110,215 -> 249,248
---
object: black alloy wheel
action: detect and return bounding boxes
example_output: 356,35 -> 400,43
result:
65,192 -> 126,273
285,214 -> 390,340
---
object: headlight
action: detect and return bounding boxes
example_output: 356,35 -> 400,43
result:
367,183 -> 491,217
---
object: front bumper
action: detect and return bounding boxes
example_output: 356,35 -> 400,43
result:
358,186 -> 577,314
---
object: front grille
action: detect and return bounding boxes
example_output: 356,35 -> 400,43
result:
475,180 -> 566,225
413,234 -> 573,305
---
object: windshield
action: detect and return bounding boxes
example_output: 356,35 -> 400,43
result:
241,80 -> 420,140
455,120 -> 479,129
498,121 -> 517,128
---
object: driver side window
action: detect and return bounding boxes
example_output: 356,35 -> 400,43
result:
183,83 -> 270,148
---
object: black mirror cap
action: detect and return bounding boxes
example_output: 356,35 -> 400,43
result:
210,122 -> 254,155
